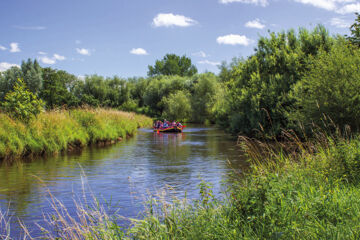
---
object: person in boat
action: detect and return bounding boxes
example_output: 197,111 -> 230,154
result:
177,122 -> 182,127
163,119 -> 169,128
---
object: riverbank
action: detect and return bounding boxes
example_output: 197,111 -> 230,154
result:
126,133 -> 360,239
0,108 -> 152,160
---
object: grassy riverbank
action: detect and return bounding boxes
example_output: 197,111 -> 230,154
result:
126,134 -> 360,239
4,130 -> 360,239
0,108 -> 152,160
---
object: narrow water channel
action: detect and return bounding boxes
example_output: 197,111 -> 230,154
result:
0,125 -> 246,237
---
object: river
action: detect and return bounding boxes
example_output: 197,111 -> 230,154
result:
0,125 -> 246,238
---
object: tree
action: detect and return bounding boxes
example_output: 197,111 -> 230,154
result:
21,59 -> 43,94
347,12 -> 360,47
2,78 -> 43,123
148,54 -> 197,77
161,91 -> 192,121
40,68 -> 78,108
289,39 -> 360,132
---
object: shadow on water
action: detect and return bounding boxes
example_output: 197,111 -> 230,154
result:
0,124 -> 247,237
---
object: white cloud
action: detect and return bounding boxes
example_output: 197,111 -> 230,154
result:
0,45 -> 6,51
219,0 -> 268,7
39,56 -> 56,65
53,54 -> 66,61
13,25 -> 46,30
130,48 -> 148,55
0,62 -> 20,72
76,48 -> 91,56
217,34 -> 252,46
336,3 -> 360,14
192,51 -> 208,58
293,0 -> 359,14
75,40 -> 82,44
330,17 -> 351,28
245,19 -> 266,29
198,60 -> 221,66
153,13 -> 197,27
9,42 -> 20,53
38,51 -> 47,55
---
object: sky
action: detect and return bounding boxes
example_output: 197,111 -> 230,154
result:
0,0 -> 358,78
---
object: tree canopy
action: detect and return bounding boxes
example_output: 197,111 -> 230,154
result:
148,54 -> 197,77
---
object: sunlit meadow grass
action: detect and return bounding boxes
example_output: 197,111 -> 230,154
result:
0,108 -> 152,160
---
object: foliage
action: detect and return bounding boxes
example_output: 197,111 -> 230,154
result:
347,12 -> 360,47
0,108 -> 152,159
289,39 -> 360,133
1,78 -> 44,123
218,26 -> 334,136
148,54 -> 198,77
40,68 -> 79,108
161,91 -> 192,121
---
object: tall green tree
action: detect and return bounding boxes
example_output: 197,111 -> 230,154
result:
347,12 -> 360,47
40,68 -> 78,108
148,54 -> 197,77
289,39 -> 360,132
21,59 -> 43,94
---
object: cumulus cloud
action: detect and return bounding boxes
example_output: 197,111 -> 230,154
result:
336,3 -> 360,14
0,62 -> 20,72
219,0 -> 268,7
198,60 -> 221,66
130,48 -> 148,55
38,53 -> 66,65
0,45 -> 6,51
153,13 -> 197,27
13,25 -> 46,30
9,42 -> 20,53
330,17 -> 351,28
76,48 -> 91,56
192,51 -> 208,58
39,56 -> 56,65
53,54 -> 66,61
293,0 -> 359,14
245,19 -> 266,29
217,34 -> 252,46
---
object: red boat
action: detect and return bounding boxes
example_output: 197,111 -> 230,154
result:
154,126 -> 184,133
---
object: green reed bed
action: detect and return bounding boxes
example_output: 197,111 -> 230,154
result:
126,134 -> 360,239
0,108 -> 152,160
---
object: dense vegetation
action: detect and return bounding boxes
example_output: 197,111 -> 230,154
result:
0,12 -> 360,240
2,21 -> 360,137
0,109 -> 152,160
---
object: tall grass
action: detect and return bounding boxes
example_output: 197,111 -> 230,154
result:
0,108 -> 152,160
3,126 -> 360,239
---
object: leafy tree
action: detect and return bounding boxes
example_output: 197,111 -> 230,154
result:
0,66 -> 22,100
21,59 -> 43,94
289,39 -> 360,132
40,68 -> 78,108
191,73 -> 220,123
2,78 -> 43,123
148,54 -> 197,77
161,91 -> 192,121
218,25 -> 334,136
347,12 -> 360,47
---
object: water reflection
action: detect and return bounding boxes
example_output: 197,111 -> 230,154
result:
0,125 -> 246,237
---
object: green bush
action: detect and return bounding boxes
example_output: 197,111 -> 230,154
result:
289,39 -> 360,133
2,78 -> 44,123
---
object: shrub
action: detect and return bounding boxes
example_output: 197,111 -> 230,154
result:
1,78 -> 43,123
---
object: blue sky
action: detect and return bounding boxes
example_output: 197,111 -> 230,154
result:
0,0 -> 358,77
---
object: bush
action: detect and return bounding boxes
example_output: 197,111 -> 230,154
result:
289,39 -> 360,133
1,78 -> 44,123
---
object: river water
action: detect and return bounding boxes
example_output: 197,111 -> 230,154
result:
0,125 -> 246,238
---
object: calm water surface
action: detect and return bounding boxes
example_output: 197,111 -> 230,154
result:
0,125 -> 246,237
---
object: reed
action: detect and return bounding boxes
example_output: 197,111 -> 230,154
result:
0,108 -> 152,160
